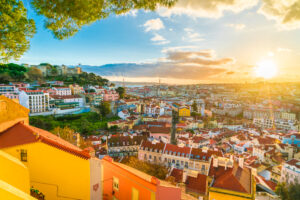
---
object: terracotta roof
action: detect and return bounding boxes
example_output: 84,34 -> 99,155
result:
140,140 -> 165,151
0,123 -> 90,159
170,168 -> 183,183
164,144 -> 191,157
286,159 -> 300,169
185,173 -> 207,195
149,127 -> 170,134
209,161 -> 252,194
190,148 -> 222,161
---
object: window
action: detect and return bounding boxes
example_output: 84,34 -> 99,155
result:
113,177 -> 119,191
21,149 -> 27,162
132,187 -> 139,200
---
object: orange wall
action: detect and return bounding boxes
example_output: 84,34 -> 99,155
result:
101,157 -> 181,200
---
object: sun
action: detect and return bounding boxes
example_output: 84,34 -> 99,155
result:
255,59 -> 278,79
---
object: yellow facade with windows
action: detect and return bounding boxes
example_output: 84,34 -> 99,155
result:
0,150 -> 36,200
179,107 -> 191,117
2,142 -> 91,200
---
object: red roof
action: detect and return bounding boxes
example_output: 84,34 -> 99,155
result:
209,161 -> 252,194
164,144 -> 190,157
185,174 -> 207,195
170,168 -> 183,183
0,123 -> 90,159
140,140 -> 165,151
149,127 -> 170,134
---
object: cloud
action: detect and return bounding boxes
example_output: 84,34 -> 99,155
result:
183,28 -> 204,42
165,50 -> 235,66
258,0 -> 300,30
277,47 -> 292,53
150,33 -> 170,45
119,10 -> 138,17
143,18 -> 165,32
83,49 -> 236,81
226,23 -> 246,30
161,46 -> 198,53
158,0 -> 258,18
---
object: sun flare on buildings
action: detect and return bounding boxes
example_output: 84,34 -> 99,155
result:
255,59 -> 278,79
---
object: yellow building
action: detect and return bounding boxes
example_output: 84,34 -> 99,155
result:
208,159 -> 256,200
179,107 -> 191,117
0,96 -> 102,200
0,95 -> 29,132
0,150 -> 36,200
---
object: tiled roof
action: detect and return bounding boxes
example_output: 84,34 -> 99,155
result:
149,127 -> 170,134
140,140 -> 165,151
209,161 -> 252,194
0,123 -> 90,159
170,168 -> 183,183
185,173 -> 207,195
190,148 -> 222,161
164,144 -> 190,157
286,159 -> 300,168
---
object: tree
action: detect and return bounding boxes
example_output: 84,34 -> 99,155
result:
0,0 -> 36,62
289,183 -> 300,200
192,100 -> 198,112
1,0 -> 176,61
52,126 -> 77,145
27,67 -> 43,81
275,182 -> 289,200
99,101 -> 111,119
116,87 -> 125,99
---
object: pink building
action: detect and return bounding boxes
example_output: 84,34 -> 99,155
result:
103,90 -> 119,101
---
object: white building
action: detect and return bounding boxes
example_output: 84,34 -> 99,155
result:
281,159 -> 300,185
19,90 -> 49,113
53,87 -> 72,96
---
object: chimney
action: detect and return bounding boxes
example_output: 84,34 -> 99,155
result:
225,160 -> 227,170
238,157 -> 244,168
213,158 -> 219,168
183,170 -> 187,182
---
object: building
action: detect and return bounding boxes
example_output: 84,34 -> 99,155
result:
19,90 -> 50,113
101,156 -> 182,200
280,159 -> 300,185
69,84 -> 85,95
0,122 -> 102,200
0,84 -> 19,102
103,90 -> 119,102
53,87 -> 72,96
208,158 -> 256,200
139,140 -> 222,175
50,94 -> 85,109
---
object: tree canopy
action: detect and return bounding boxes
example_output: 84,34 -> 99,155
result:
1,0 -> 177,62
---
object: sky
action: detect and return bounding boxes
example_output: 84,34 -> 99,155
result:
15,0 -> 300,84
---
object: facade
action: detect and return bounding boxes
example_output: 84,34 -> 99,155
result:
53,87 -> 72,96
19,90 -> 50,113
253,118 -> 297,132
280,159 -> 300,185
50,95 -> 84,109
0,122 -> 102,200
103,90 -> 119,101
101,156 -> 182,200
139,140 -> 222,175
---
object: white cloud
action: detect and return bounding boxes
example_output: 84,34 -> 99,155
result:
277,47 -> 292,53
143,18 -> 165,32
161,46 -> 199,53
120,10 -> 138,17
150,33 -> 170,45
183,28 -> 204,42
258,0 -> 300,30
226,23 -> 246,30
158,0 -> 258,18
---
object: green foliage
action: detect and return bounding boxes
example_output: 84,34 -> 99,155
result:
30,0 -> 177,40
30,112 -> 119,135
0,0 -> 36,62
116,87 -> 125,99
124,157 -> 169,180
47,72 -> 109,86
0,63 -> 27,83
27,66 -> 43,81
99,101 -> 111,119
192,100 -> 197,112
275,182 -> 300,200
